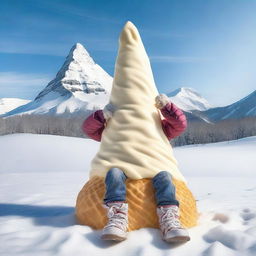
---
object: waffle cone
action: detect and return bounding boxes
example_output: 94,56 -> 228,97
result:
75,176 -> 198,230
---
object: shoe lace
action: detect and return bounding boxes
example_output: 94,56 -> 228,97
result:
105,204 -> 128,231
159,207 -> 182,235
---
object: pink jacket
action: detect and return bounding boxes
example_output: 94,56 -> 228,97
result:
82,102 -> 187,142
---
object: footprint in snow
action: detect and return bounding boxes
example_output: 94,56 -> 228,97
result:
212,213 -> 229,223
203,225 -> 255,251
240,208 -> 256,221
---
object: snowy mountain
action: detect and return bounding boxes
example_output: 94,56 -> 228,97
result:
202,90 -> 256,121
168,88 -> 256,122
0,98 -> 31,115
1,43 -> 113,118
1,43 -> 254,123
167,87 -> 213,112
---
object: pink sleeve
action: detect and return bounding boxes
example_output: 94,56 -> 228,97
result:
81,110 -> 106,142
160,102 -> 187,140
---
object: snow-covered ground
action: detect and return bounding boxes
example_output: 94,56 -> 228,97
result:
0,133 -> 255,256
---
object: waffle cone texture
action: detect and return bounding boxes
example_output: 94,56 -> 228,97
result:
75,176 -> 198,230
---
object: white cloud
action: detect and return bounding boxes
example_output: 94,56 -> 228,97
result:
0,72 -> 50,87
0,72 -> 51,99
141,28 -> 186,39
39,1 -> 121,25
0,39 -> 116,56
0,41 -> 71,56
149,55 -> 214,63
149,55 -> 215,63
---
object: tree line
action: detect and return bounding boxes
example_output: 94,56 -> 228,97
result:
171,116 -> 256,146
0,114 -> 255,146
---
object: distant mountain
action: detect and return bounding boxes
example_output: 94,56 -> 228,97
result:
1,43 -> 255,124
167,87 -> 213,112
0,98 -> 31,115
166,87 -> 256,123
202,90 -> 256,121
165,87 -> 212,123
1,43 -> 113,118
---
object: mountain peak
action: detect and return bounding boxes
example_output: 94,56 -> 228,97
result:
66,42 -> 95,66
167,87 -> 212,111
73,42 -> 84,49
3,43 -> 113,117
168,87 -> 199,97
34,43 -> 112,101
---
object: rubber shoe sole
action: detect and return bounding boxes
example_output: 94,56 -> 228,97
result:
101,226 -> 127,242
163,228 -> 191,243
101,233 -> 127,241
165,235 -> 191,243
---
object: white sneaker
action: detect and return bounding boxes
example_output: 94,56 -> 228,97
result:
101,202 -> 128,241
157,205 -> 190,243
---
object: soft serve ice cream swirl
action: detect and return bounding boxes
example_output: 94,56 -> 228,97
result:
89,21 -> 187,183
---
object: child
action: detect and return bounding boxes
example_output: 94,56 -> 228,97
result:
82,94 -> 190,243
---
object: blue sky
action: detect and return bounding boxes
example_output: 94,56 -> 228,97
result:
0,0 -> 255,106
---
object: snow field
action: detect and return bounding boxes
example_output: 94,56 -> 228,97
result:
0,133 -> 255,256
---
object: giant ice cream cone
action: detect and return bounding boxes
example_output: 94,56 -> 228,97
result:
76,21 -> 198,230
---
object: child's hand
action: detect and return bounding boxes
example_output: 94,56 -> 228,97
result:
155,94 -> 170,109
103,103 -> 117,120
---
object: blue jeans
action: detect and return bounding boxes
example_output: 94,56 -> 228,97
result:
103,167 -> 179,207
